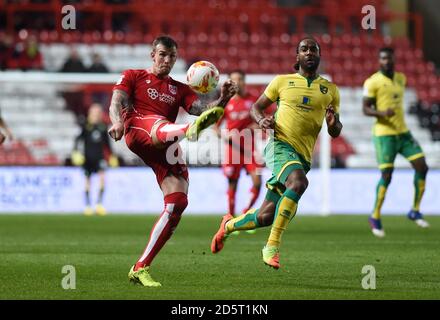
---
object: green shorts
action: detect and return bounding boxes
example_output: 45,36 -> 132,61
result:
264,138 -> 311,195
374,131 -> 424,170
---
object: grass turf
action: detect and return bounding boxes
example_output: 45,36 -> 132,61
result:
0,214 -> 438,300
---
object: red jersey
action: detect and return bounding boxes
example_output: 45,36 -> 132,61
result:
222,94 -> 257,131
113,69 -> 198,122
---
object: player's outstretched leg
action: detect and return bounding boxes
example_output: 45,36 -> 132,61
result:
263,186 -> 302,270
128,265 -> 161,287
242,185 -> 261,234
211,208 -> 263,253
241,207 -> 258,235
211,213 -> 233,253
186,107 -> 224,141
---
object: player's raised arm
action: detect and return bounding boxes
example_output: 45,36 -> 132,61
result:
108,89 -> 130,141
251,94 -> 275,130
188,79 -> 238,116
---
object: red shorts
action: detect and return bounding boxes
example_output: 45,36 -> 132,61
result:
124,116 -> 188,186
222,142 -> 262,180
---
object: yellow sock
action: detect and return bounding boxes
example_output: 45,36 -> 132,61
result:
225,209 -> 259,233
413,172 -> 426,211
372,178 -> 388,220
267,189 -> 299,248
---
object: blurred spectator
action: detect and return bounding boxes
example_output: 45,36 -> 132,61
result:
0,36 -> 13,70
0,35 -> 42,71
87,53 -> 109,73
0,106 -> 14,145
60,48 -> 86,72
7,42 -> 25,70
20,36 -> 43,71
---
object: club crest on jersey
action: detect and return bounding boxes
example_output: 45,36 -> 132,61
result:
320,85 -> 328,94
168,84 -> 177,95
146,79 -> 151,84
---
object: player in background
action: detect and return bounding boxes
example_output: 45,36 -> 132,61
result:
109,35 -> 237,287
363,47 -> 429,237
214,70 -> 262,226
0,106 -> 13,145
72,103 -> 118,216
211,38 -> 343,270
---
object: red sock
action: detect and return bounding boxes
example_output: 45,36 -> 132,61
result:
227,188 -> 236,216
134,192 -> 188,270
155,123 -> 190,143
242,186 -> 260,214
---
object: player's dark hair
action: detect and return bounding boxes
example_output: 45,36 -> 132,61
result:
379,47 -> 394,55
229,69 -> 245,79
294,37 -> 320,71
152,35 -> 178,49
295,37 -> 320,54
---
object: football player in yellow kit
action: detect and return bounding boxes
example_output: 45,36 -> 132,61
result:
211,37 -> 343,269
363,47 -> 429,237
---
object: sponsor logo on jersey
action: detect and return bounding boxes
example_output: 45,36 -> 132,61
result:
230,111 -> 249,120
147,88 -> 159,100
297,97 -> 313,112
288,81 -> 295,86
302,96 -> 311,105
159,93 -> 176,104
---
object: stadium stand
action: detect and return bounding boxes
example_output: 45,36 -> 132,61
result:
0,81 -> 78,165
0,0 -> 439,168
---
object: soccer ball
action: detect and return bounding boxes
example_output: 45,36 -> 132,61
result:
186,61 -> 220,94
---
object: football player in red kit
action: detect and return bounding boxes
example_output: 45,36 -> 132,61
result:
216,71 -> 263,222
108,35 -> 237,287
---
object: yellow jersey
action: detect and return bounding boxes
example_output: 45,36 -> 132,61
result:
264,73 -> 340,163
363,71 -> 408,136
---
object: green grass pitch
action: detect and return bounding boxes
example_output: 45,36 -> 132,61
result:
0,214 -> 439,299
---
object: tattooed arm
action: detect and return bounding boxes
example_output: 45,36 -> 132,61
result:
108,89 -> 130,141
0,113 -> 13,144
188,79 -> 238,116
